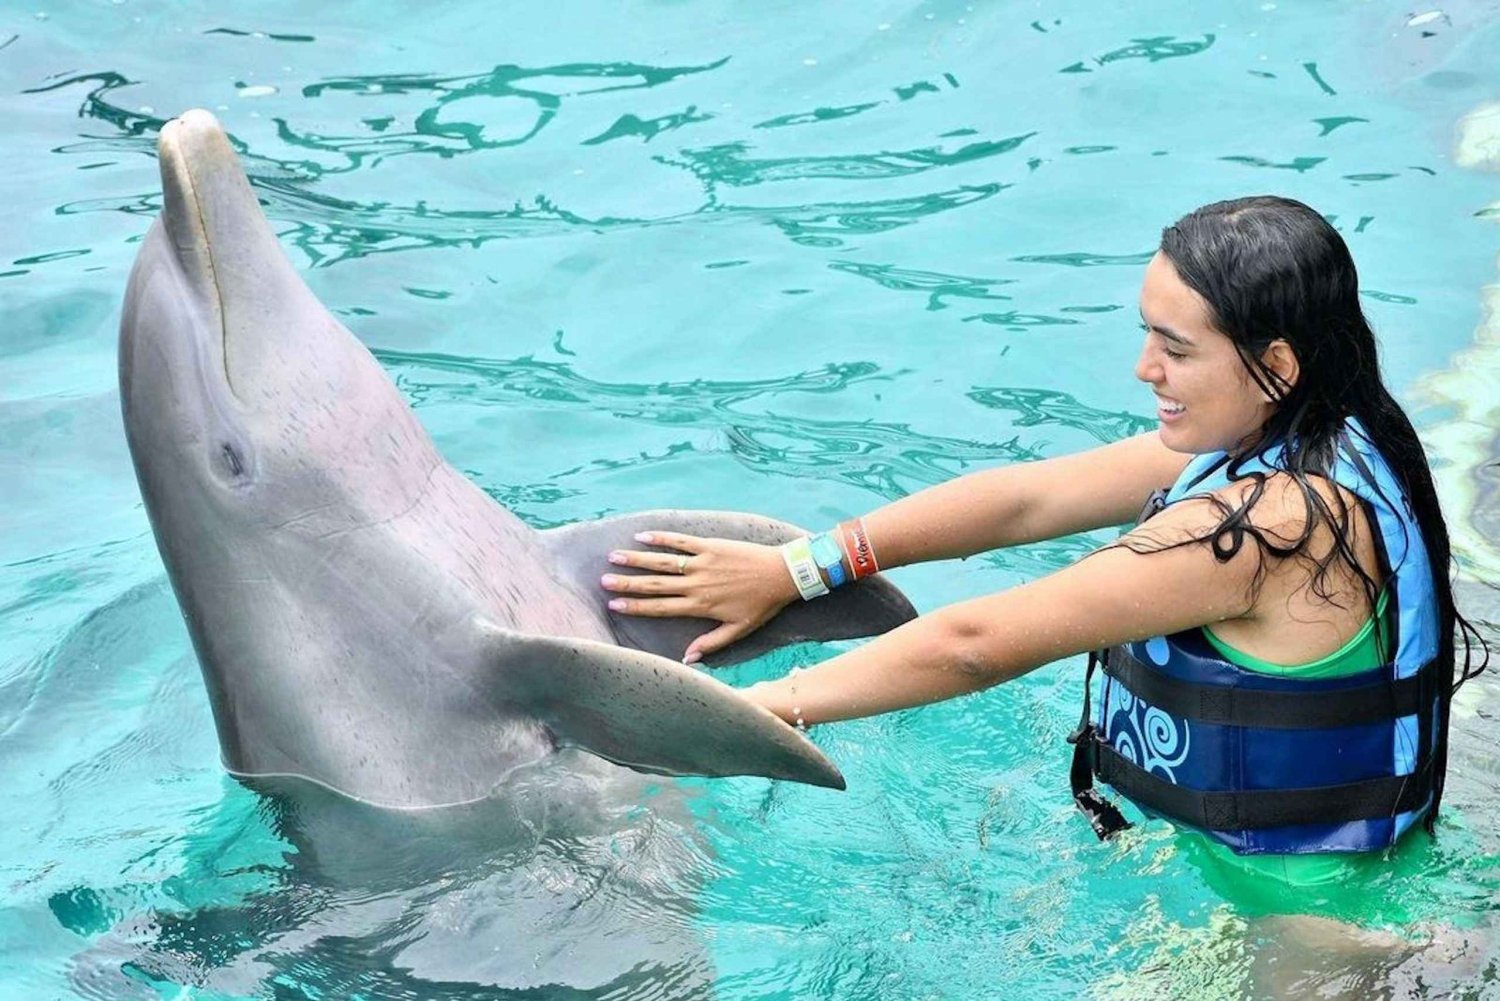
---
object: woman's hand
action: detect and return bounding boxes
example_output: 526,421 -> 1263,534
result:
601,531 -> 800,664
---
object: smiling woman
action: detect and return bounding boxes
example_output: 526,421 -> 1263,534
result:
1136,251 -> 1298,455
603,195 -> 1488,890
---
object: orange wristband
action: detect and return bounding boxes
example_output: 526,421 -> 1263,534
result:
838,518 -> 880,580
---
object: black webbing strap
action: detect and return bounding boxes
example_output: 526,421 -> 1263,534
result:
1092,741 -> 1434,830
1102,645 -> 1435,729
1068,652 -> 1133,840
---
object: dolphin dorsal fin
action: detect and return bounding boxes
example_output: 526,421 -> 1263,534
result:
473,620 -> 845,789
538,510 -> 917,665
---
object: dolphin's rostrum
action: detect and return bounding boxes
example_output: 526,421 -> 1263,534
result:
119,109 -> 916,810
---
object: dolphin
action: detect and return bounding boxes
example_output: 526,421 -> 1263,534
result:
118,108 -> 915,810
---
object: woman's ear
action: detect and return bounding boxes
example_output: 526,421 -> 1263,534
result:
1261,339 -> 1300,400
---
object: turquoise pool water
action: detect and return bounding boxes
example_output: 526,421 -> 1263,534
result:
4,2 -> 1499,997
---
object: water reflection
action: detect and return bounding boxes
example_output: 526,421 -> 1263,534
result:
665,133 -> 1034,186
291,59 -> 730,168
55,176 -> 1010,265
764,184 -> 1005,248
65,774 -> 716,1000
380,351 -> 891,412
1219,154 -> 1326,172
26,71 -> 167,146
1012,250 -> 1153,267
204,27 -> 317,43
583,106 -> 714,145
32,58 -> 1029,264
966,386 -> 1154,444
1314,115 -> 1368,136
827,260 -> 1014,311
30,58 -> 731,177
374,349 -> 1150,551
1097,35 -> 1217,65
755,102 -> 881,130
1059,33 -> 1216,74
962,310 -> 1081,330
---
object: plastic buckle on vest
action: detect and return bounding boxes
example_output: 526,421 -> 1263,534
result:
1068,725 -> 1133,841
1076,788 -> 1132,841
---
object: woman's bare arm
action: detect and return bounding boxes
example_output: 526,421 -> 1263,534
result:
604,431 -> 1192,660
746,491 -> 1261,724
862,430 -> 1191,568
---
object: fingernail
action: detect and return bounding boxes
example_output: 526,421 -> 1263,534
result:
608,598 -> 627,611
608,551 -> 626,564
683,651 -> 702,665
634,532 -> 653,543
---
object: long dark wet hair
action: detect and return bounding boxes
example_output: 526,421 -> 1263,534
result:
1140,195 -> 1486,828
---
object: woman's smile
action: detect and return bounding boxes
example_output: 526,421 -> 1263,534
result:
1155,394 -> 1187,422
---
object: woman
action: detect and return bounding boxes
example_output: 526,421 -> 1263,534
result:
599,196 -> 1484,878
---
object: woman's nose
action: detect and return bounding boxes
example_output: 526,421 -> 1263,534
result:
1134,341 -> 1158,384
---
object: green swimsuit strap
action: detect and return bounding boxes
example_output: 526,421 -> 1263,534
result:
1201,588 -> 1391,680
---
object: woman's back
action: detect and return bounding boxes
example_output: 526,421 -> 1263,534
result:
1178,473 -> 1385,668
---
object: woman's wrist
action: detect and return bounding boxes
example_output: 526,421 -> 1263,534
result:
808,530 -> 848,589
836,518 -> 880,581
781,536 -> 830,601
778,519 -> 880,601
746,672 -> 806,727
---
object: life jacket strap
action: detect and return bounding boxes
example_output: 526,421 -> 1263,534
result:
1068,652 -> 1133,840
1092,741 -> 1435,831
1103,645 -> 1436,729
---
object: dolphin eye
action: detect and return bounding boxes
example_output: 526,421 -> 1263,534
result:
219,442 -> 246,478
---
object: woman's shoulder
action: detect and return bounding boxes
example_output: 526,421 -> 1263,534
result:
1183,468 -> 1360,540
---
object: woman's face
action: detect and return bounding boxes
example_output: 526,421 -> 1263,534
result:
1135,251 -> 1275,454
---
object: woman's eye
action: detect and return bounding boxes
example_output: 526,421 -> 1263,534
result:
1140,323 -> 1186,360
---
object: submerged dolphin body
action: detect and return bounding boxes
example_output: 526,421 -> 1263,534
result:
119,109 -> 915,809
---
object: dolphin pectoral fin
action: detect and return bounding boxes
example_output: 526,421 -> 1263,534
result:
474,621 -> 846,789
539,510 -> 918,666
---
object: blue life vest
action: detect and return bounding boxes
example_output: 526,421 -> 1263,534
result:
1069,420 -> 1442,854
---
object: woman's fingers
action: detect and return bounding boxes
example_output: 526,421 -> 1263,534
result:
606,549 -> 692,574
600,572 -> 686,596
683,621 -> 750,664
630,530 -> 705,554
604,594 -> 698,618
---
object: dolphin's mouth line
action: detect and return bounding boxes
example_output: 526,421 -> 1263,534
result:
195,174 -> 237,399
169,127 -> 238,399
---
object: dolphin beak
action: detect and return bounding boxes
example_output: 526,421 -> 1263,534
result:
157,109 -> 265,264
154,111 -> 227,345
152,110 -> 325,399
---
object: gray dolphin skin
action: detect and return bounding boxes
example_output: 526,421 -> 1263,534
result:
119,109 -> 916,810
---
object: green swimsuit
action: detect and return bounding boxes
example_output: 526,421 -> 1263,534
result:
1202,589 -> 1390,683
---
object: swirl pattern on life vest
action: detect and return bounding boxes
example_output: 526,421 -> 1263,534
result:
1105,693 -> 1192,782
